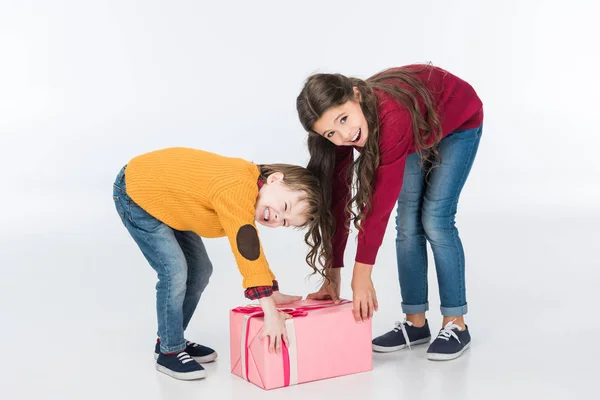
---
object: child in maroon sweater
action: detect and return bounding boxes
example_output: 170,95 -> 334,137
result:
296,64 -> 483,361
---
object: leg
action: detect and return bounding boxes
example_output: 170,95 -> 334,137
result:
371,152 -> 433,353
421,125 -> 482,326
113,168 -> 206,379
174,230 -> 213,331
113,170 -> 188,354
396,152 -> 429,325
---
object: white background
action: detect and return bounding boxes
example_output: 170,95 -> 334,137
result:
1,1 -> 598,399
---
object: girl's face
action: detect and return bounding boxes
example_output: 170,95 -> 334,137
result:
255,172 -> 309,228
312,88 -> 369,148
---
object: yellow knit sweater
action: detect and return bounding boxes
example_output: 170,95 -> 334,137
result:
124,147 -> 275,288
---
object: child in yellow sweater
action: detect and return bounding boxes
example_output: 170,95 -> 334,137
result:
112,147 -> 326,380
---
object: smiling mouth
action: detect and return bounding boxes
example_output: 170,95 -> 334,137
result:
263,207 -> 270,221
351,128 -> 362,143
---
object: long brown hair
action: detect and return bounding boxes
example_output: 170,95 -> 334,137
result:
296,64 -> 443,262
258,164 -> 328,278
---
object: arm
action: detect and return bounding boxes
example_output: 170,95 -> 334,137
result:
213,185 -> 276,289
355,114 -> 412,265
351,110 -> 413,321
331,146 -> 354,268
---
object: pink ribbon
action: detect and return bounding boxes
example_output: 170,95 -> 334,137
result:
232,300 -> 350,387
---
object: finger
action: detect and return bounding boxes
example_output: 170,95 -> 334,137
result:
282,331 -> 290,348
361,299 -> 369,322
274,335 -> 281,354
367,297 -> 374,320
259,328 -> 265,340
330,289 -> 341,304
268,334 -> 275,353
291,295 -> 302,301
353,299 -> 362,322
373,293 -> 379,312
308,293 -> 330,301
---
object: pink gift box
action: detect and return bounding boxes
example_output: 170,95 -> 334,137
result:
229,299 -> 372,390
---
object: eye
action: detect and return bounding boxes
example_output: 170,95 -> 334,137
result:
326,131 -> 334,138
340,116 -> 347,124
285,202 -> 288,211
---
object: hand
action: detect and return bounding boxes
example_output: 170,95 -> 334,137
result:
271,291 -> 302,305
258,296 -> 291,353
306,267 -> 341,303
351,262 -> 378,322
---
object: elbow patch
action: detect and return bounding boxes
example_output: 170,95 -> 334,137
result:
236,224 -> 261,261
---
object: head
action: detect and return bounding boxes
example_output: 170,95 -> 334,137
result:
296,73 -> 379,149
296,72 -> 382,247
255,164 -> 330,278
254,165 -> 315,229
296,65 -> 443,270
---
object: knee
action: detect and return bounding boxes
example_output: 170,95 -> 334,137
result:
191,261 -> 213,293
422,213 -> 455,242
199,261 -> 213,287
396,210 -> 424,239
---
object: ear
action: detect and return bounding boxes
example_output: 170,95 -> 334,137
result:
266,171 -> 284,184
352,86 -> 362,102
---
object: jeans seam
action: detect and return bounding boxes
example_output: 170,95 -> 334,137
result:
455,136 -> 480,306
135,227 -> 176,349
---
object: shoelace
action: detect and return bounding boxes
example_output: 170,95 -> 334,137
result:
186,340 -> 200,348
177,351 -> 194,364
436,320 -> 462,343
392,320 -> 414,349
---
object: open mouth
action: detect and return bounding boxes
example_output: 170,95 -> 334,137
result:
263,207 -> 270,221
351,128 -> 362,143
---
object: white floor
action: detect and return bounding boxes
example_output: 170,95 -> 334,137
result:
1,205 -> 598,400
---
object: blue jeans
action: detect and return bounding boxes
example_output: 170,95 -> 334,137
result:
396,125 -> 482,317
112,166 -> 213,353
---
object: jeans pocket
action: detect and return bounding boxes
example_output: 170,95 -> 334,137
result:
128,201 -> 164,232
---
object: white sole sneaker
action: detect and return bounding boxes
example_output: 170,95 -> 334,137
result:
156,364 -> 207,380
427,342 -> 471,361
154,351 -> 218,363
372,336 -> 431,353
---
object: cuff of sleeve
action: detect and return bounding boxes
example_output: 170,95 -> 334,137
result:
355,244 -> 380,265
332,255 -> 345,268
244,280 -> 279,300
244,286 -> 273,300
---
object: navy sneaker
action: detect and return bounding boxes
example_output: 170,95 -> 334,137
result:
156,351 -> 206,380
154,340 -> 218,363
427,320 -> 471,361
372,320 -> 432,352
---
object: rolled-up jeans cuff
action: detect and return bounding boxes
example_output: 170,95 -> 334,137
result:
159,341 -> 186,354
440,304 -> 468,317
401,302 -> 429,314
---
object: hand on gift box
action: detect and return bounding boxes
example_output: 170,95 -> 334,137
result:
351,262 -> 378,322
306,267 -> 341,303
271,291 -> 302,305
258,296 -> 292,354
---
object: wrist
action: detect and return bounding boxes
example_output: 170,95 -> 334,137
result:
258,296 -> 278,315
353,262 -> 373,277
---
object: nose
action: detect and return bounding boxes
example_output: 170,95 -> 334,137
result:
272,211 -> 285,226
344,129 -> 354,143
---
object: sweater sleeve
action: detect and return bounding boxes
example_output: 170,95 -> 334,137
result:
213,185 -> 276,288
330,146 -> 354,268
354,109 -> 413,265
